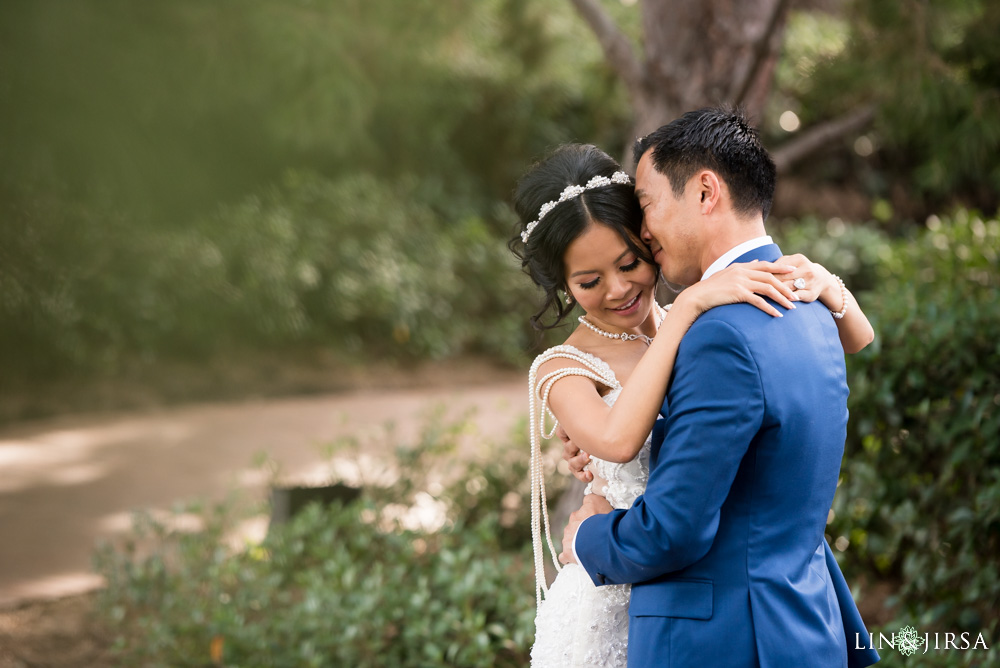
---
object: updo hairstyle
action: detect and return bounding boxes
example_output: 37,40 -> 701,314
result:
509,144 -> 650,330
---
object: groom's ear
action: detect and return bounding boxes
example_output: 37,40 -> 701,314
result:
697,170 -> 722,215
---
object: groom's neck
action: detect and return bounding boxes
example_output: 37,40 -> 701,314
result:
700,218 -> 768,275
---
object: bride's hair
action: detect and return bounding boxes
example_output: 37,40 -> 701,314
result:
509,144 -> 651,331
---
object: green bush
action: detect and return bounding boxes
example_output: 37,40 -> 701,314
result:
92,411 -> 557,666
192,171 -> 537,362
795,211 -> 1000,649
1,172 -> 539,379
96,502 -> 535,667
0,0 -> 623,386
774,215 -> 893,291
778,211 -> 999,663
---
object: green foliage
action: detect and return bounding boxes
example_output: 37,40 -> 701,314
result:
96,502 -> 535,667
0,0 -> 582,219
321,406 -> 545,553
196,171 -> 537,361
93,411 -> 559,666
772,10 -> 852,112
10,0 -> 1000,388
774,215 -> 894,291
0,171 -> 541,377
778,210 -> 999,658
0,0 -> 623,385
0,0 -> 623,221
804,211 -> 1000,641
790,1 -> 1000,214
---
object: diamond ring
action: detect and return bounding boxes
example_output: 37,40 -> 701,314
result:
793,278 -> 807,290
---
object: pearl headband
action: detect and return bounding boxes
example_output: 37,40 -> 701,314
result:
520,171 -> 632,244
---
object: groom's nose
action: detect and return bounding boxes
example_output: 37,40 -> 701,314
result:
640,219 -> 651,242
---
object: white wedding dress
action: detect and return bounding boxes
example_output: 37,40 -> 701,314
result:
528,345 -> 652,668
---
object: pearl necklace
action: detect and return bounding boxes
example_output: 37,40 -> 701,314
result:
577,302 -> 668,345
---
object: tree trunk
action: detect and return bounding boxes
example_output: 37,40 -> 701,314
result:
627,0 -> 789,159
569,0 -> 871,172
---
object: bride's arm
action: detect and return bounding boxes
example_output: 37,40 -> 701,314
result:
778,254 -> 874,354
545,261 -> 798,464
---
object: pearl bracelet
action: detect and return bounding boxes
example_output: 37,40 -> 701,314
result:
830,274 -> 848,319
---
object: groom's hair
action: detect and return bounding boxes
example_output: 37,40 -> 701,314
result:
633,106 -> 776,222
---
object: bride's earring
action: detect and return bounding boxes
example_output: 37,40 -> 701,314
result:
564,291 -> 573,305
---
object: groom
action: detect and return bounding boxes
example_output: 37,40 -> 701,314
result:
559,107 -> 880,667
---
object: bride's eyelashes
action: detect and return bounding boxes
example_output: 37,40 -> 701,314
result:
578,258 -> 642,290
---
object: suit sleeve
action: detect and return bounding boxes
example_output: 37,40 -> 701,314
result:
576,317 -> 765,585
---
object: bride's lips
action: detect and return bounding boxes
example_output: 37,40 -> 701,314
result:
610,292 -> 642,315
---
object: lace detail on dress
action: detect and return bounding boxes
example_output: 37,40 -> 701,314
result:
588,385 -> 652,511
531,565 -> 631,668
527,345 -> 654,668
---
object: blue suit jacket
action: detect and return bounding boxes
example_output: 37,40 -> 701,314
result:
576,244 -> 880,668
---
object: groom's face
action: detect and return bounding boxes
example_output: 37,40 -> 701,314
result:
635,150 -> 705,286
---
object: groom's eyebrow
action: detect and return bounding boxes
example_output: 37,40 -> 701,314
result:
570,250 -> 630,277
634,189 -> 647,201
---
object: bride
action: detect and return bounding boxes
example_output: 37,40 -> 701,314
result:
509,143 -> 873,667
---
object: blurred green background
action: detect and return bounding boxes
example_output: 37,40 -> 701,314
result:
1,0 -> 998,664
3,0 -> 996,410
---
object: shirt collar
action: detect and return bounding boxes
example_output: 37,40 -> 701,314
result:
701,235 -> 773,281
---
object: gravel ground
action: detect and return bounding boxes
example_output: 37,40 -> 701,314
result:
0,594 -> 109,668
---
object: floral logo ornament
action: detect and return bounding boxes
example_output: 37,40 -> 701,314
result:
896,625 -> 925,656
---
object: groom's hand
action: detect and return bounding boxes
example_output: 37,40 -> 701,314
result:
559,495 -> 613,565
558,426 -> 593,483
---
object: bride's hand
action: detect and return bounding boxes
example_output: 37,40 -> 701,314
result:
776,253 -> 840,309
589,473 -> 610,497
675,260 -> 799,319
559,425 -> 593,483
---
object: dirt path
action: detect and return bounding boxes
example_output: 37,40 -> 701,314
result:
0,378 -> 527,610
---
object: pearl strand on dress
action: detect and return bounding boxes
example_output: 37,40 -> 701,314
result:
527,347 -> 619,606
526,303 -> 667,605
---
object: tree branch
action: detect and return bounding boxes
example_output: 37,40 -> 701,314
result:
567,0 -> 644,95
771,106 -> 876,173
731,0 -> 791,105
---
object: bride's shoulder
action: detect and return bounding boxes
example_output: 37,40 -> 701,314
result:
532,343 -> 592,366
530,344 -> 618,387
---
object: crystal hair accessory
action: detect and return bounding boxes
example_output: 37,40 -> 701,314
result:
520,171 -> 631,244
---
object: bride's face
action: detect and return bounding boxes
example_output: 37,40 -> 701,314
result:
563,222 -> 657,332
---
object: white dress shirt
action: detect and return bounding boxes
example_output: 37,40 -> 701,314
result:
700,235 -> 774,281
